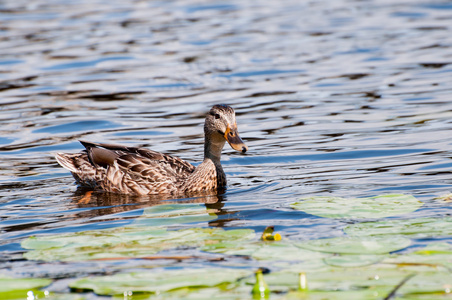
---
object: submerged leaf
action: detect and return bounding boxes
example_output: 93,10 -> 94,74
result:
290,194 -> 422,219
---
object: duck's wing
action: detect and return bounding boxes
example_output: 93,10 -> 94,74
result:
80,140 -> 195,177
56,140 -> 196,195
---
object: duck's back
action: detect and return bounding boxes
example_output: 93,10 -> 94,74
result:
55,141 -> 195,195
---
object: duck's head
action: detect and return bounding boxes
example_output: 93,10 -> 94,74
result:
204,104 -> 248,156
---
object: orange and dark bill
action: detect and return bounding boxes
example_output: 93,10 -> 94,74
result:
224,124 -> 248,153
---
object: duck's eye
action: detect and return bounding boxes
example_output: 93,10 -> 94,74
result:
214,113 -> 220,119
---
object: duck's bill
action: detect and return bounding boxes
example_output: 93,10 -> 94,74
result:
224,126 -> 248,153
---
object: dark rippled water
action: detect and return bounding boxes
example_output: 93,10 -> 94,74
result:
1,0 -> 452,296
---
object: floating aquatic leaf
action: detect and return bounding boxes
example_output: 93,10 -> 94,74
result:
248,265 -> 409,293
132,203 -> 217,227
251,243 -> 326,261
384,242 -> 452,271
323,254 -> 385,267
70,268 -> 252,296
202,239 -> 328,263
0,276 -> 52,299
284,289 -> 390,300
345,217 -> 452,238
396,272 -> 452,296
114,285 -> 253,300
0,276 -> 52,292
295,236 -> 411,254
290,194 -> 422,219
22,226 -> 255,262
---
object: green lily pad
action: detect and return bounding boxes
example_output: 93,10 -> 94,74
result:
398,272 -> 452,295
0,276 -> 52,299
22,227 -> 255,262
70,268 -> 252,296
345,217 -> 452,238
113,285 -> 253,300
202,238 -> 331,264
290,194 -> 422,219
384,242 -> 452,271
269,264 -> 452,299
251,242 -> 327,261
133,203 -> 217,227
295,236 -> 411,254
249,265 -> 410,292
284,289 -> 391,300
323,254 -> 385,267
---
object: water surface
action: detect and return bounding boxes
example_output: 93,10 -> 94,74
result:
1,0 -> 452,297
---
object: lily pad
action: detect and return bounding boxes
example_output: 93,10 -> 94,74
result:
202,238 -> 330,263
384,242 -> 452,271
323,254 -> 385,267
295,236 -> 411,254
70,268 -> 252,296
249,265 -> 410,292
398,272 -> 452,295
114,285 -> 253,300
133,203 -> 217,227
22,226 -> 255,262
266,264 -> 452,299
0,276 -> 52,299
290,194 -> 422,219
345,217 -> 452,238
284,289 -> 391,300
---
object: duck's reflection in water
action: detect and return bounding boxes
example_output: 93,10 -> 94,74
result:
70,188 -> 238,227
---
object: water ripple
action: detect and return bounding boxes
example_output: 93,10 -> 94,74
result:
1,0 -> 452,288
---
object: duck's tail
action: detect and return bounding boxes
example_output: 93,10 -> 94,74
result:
55,152 -> 100,189
55,153 -> 81,173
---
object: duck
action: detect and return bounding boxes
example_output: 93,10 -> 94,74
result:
55,104 -> 248,196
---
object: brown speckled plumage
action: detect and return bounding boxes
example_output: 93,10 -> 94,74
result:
55,104 -> 248,196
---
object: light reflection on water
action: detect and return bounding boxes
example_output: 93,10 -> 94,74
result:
1,0 -> 452,290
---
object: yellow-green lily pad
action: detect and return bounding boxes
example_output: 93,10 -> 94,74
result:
295,236 -> 411,254
345,217 -> 452,238
0,276 -> 52,299
284,289 -> 389,300
248,265 -> 409,292
22,227 -> 255,262
323,254 -> 385,267
70,268 -> 252,296
290,194 -> 422,219
384,242 -> 452,271
133,203 -> 217,227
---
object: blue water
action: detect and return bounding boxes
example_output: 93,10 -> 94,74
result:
1,0 -> 452,297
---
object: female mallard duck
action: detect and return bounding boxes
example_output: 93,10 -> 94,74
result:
55,104 -> 248,195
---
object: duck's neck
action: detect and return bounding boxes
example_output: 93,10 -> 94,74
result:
181,135 -> 227,193
202,133 -> 227,187
203,134 -> 225,164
